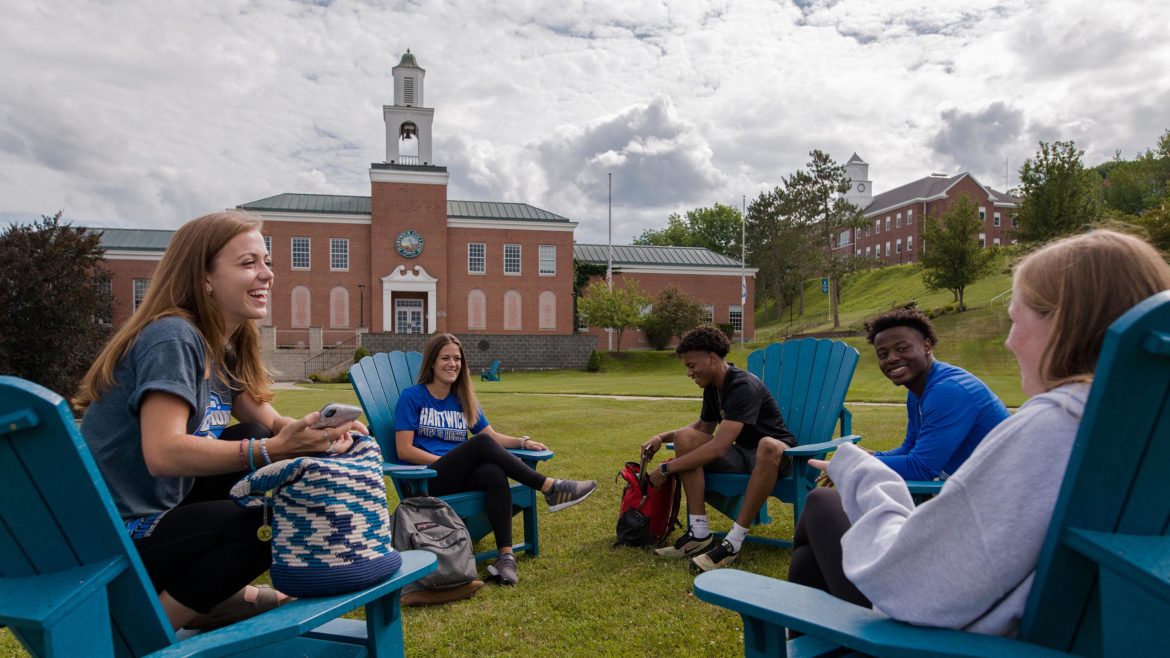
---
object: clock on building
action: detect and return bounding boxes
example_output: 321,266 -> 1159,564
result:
395,229 -> 424,258
856,183 -> 866,193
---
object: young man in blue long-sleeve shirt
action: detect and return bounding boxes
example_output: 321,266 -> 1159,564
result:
867,309 -> 1009,481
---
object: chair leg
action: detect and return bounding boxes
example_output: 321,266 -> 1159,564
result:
37,590 -> 115,658
363,589 -> 405,658
523,489 -> 540,557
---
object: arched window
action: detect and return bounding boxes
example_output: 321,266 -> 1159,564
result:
503,290 -> 522,330
329,286 -> 349,328
291,286 -> 311,328
398,121 -> 419,161
538,291 -> 556,330
467,289 -> 486,330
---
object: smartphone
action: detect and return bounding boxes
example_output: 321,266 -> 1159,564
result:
312,403 -> 363,429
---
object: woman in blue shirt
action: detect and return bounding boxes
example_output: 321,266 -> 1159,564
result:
395,333 -> 596,585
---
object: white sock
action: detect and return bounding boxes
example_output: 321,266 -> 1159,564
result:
725,523 -> 749,552
689,515 -> 710,539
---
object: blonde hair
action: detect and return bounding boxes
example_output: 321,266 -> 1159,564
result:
74,211 -> 274,409
418,333 -> 481,429
1014,229 -> 1170,391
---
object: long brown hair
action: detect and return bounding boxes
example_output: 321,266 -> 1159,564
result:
1014,229 -> 1170,391
74,211 -> 274,409
417,333 -> 481,428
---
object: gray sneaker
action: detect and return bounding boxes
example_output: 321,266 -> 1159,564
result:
654,527 -> 716,558
544,479 -> 597,512
690,539 -> 740,573
487,553 -> 518,585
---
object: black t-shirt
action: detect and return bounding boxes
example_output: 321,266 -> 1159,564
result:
700,365 -> 795,449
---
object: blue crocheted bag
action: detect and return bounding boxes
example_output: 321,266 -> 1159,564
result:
231,434 -> 402,597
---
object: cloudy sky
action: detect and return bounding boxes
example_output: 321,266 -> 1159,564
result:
2,0 -> 1168,244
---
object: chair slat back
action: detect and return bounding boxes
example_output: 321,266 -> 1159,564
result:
0,376 -> 174,657
749,339 -> 859,446
1021,291 -> 1170,652
349,352 -> 423,468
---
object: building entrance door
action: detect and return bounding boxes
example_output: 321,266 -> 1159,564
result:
395,298 -> 424,334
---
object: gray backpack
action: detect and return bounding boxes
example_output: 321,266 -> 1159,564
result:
390,496 -> 479,596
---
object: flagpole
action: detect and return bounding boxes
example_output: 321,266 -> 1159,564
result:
741,194 -> 746,349
607,172 -> 613,352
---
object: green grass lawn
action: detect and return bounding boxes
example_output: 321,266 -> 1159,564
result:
0,390 -> 909,658
2,263 -> 1028,656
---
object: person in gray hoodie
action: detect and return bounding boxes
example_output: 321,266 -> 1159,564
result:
790,229 -> 1170,637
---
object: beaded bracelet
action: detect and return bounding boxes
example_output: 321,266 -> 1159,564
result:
238,439 -> 249,470
247,438 -> 256,472
260,437 -> 272,466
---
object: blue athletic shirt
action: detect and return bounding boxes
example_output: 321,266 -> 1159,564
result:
394,383 -> 489,459
875,360 -> 1010,481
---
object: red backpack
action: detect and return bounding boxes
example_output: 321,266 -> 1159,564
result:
614,455 -> 682,548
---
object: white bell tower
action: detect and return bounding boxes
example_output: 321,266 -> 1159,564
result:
844,152 -> 873,210
384,50 -> 435,165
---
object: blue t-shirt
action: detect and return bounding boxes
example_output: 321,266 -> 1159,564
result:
80,316 -> 235,529
875,360 -> 1010,481
394,384 -> 489,459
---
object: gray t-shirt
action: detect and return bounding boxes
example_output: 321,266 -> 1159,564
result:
81,316 -> 234,525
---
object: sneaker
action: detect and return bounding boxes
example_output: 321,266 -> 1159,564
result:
487,553 -> 518,585
690,539 -> 739,573
653,527 -> 716,558
544,479 -> 597,512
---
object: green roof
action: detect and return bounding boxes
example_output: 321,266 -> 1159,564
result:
95,228 -> 174,251
397,50 -> 420,68
238,193 -> 570,223
574,244 -> 745,268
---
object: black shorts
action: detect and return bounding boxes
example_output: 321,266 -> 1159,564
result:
705,443 -> 792,477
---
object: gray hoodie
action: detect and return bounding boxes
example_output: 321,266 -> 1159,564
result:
828,383 -> 1089,636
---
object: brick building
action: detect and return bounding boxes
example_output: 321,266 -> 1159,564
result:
831,153 -> 1020,264
94,51 -> 756,369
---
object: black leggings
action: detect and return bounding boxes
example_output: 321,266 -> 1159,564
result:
788,488 -> 871,607
427,433 -> 548,550
133,422 -> 272,613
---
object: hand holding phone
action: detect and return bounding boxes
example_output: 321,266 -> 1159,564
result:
312,403 -> 363,429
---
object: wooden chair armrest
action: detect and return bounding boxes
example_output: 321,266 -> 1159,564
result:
784,435 -> 862,458
508,448 -> 554,463
154,551 -> 438,657
383,464 -> 438,479
905,480 -> 945,496
693,569 -> 1073,657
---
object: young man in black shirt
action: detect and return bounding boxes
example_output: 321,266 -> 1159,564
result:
642,325 -> 795,572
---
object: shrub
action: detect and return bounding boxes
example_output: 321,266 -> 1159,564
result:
639,314 -> 674,350
717,323 -> 735,341
353,346 -> 371,363
586,350 -> 603,372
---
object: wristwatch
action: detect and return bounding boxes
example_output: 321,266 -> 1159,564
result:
659,462 -> 670,476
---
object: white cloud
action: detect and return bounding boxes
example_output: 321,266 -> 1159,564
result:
1,0 -> 1168,244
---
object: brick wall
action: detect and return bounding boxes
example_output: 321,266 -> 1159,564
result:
360,332 -> 598,370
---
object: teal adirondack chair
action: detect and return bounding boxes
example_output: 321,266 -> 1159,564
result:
480,359 -> 502,382
697,338 -> 860,547
349,351 -> 552,562
694,290 -> 1170,657
0,375 -> 437,658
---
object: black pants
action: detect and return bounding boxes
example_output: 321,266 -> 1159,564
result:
788,488 -> 871,607
427,433 -> 547,550
133,422 -> 272,613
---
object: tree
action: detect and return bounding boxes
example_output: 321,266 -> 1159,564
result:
640,285 -> 705,349
634,203 -> 743,259
780,150 -> 867,328
572,259 -> 610,331
1017,140 -> 1102,241
746,187 -> 815,321
0,212 -> 113,400
576,279 -> 649,353
920,194 -> 995,310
